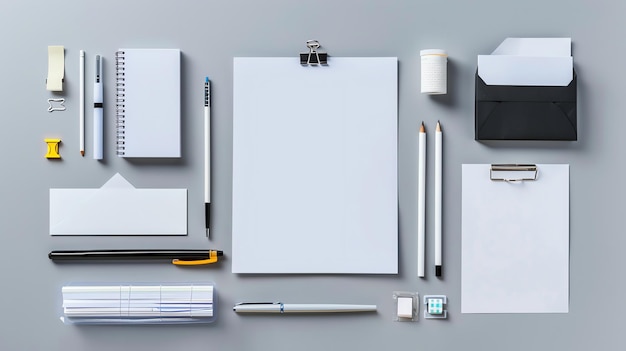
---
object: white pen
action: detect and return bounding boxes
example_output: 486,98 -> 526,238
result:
417,122 -> 426,278
79,50 -> 85,157
93,55 -> 103,160
204,77 -> 211,238
435,121 -> 442,277
233,303 -> 377,313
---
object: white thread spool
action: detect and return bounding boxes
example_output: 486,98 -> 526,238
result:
420,49 -> 447,95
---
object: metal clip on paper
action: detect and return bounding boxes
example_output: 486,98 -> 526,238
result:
47,46 -> 65,91
300,40 -> 328,66
490,164 -> 538,182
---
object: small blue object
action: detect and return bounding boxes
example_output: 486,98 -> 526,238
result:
428,298 -> 443,314
423,295 -> 447,319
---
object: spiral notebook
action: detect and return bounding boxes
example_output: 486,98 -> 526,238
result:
115,48 -> 181,158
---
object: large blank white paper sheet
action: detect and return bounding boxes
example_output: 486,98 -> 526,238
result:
232,57 -> 398,274
461,164 -> 569,313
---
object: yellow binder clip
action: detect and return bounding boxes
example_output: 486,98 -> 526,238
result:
172,250 -> 222,266
45,138 -> 61,159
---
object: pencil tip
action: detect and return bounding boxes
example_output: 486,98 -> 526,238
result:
436,121 -> 441,132
80,151 -> 85,157
420,122 -> 425,133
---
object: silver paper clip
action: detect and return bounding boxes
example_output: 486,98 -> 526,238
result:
300,40 -> 328,65
490,164 -> 538,182
47,98 -> 66,112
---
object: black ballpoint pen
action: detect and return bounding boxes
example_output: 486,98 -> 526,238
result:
204,77 -> 211,238
49,249 -> 223,265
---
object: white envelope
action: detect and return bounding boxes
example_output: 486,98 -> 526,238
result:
478,38 -> 573,86
50,173 -> 187,235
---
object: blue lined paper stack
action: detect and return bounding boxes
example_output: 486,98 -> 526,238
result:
61,283 -> 215,324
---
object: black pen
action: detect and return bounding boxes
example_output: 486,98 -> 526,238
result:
204,77 -> 211,238
49,249 -> 223,265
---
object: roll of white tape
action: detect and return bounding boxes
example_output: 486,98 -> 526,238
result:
420,49 -> 447,94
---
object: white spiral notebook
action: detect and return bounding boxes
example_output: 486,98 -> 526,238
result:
115,48 -> 181,158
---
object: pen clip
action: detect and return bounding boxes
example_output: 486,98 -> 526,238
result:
171,250 -> 219,266
95,55 -> 101,82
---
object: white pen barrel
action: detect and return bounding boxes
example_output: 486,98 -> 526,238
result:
283,304 -> 376,313
234,304 -> 282,313
234,304 -> 377,313
93,71 -> 103,160
79,50 -> 85,154
93,104 -> 103,160
204,105 -> 211,202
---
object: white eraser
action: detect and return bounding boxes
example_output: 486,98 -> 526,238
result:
397,297 -> 413,319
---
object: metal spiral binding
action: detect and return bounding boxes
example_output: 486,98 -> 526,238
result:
115,51 -> 126,156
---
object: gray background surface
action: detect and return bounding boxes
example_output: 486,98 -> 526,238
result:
0,0 -> 618,349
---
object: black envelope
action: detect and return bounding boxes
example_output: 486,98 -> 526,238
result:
475,71 -> 577,141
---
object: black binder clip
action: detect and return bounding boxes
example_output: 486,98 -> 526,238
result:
300,40 -> 328,66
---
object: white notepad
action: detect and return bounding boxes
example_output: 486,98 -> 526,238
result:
232,57 -> 398,274
461,164 -> 569,313
116,49 -> 181,158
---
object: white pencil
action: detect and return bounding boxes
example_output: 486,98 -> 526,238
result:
435,121 -> 442,277
417,122 -> 426,278
79,50 -> 85,156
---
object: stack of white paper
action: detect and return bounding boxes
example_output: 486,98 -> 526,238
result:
61,284 -> 214,324
478,38 -> 573,86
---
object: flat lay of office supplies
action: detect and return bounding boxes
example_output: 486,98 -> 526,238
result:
49,173 -> 187,235
49,249 -> 223,265
36,32 -> 579,345
475,38 -> 577,141
233,303 -> 376,313
8,0 -> 621,346
231,55 -> 398,274
461,164 -> 569,313
61,283 -> 215,324
115,48 -> 181,158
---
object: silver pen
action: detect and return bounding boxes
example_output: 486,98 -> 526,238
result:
233,302 -> 376,313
